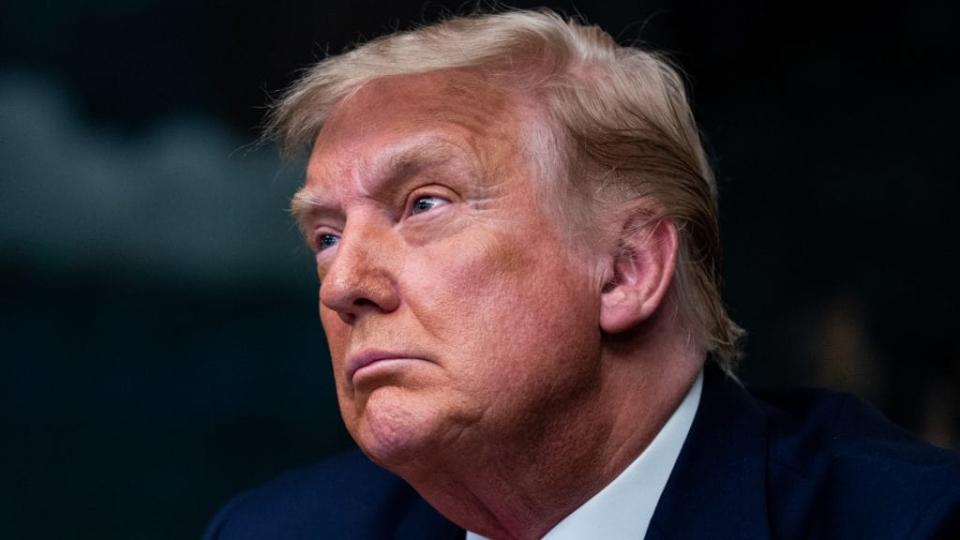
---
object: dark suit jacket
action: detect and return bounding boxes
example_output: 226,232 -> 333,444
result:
204,366 -> 960,539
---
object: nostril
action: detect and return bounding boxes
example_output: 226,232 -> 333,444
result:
318,245 -> 400,316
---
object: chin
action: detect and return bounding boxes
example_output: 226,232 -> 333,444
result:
350,386 -> 444,469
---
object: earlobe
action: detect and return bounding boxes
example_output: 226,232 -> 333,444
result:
599,218 -> 678,334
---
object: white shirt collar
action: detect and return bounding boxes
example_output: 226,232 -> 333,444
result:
466,370 -> 703,540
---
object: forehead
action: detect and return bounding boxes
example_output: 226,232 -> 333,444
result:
304,70 -> 525,190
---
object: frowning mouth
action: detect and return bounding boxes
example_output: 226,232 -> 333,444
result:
345,349 -> 429,383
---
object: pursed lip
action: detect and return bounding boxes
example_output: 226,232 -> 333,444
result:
345,349 -> 428,383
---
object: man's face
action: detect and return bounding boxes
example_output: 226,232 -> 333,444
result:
296,71 -> 605,467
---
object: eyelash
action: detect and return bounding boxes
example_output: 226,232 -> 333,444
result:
409,195 -> 448,216
313,194 -> 450,252
316,233 -> 339,252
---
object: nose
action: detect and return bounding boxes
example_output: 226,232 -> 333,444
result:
319,220 -> 400,324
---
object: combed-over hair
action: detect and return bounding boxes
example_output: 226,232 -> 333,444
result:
267,8 -> 744,369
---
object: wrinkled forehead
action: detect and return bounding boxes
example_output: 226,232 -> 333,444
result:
301,70 -> 568,226
312,71 -> 521,166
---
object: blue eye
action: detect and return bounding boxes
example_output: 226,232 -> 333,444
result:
317,233 -> 339,251
411,196 -> 447,215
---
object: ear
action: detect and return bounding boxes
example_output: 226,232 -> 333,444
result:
600,217 -> 679,334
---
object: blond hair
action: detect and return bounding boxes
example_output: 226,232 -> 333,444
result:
267,8 -> 744,369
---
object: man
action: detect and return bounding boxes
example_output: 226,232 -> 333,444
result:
205,9 -> 960,539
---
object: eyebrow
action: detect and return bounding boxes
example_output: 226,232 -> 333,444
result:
289,140 -> 464,231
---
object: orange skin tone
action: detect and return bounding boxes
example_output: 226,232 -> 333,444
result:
294,70 -> 703,540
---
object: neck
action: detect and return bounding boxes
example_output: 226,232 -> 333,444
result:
395,322 -> 704,539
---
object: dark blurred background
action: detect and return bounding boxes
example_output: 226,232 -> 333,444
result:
2,1 -> 957,538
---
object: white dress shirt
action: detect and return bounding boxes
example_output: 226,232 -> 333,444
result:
466,371 -> 703,540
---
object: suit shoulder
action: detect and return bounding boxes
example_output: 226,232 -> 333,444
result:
753,386 -> 960,538
203,450 -> 437,540
754,386 -> 960,470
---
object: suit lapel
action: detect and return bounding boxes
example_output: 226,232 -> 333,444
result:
392,365 -> 772,540
646,365 -> 772,540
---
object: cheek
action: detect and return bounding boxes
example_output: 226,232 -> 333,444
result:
406,229 -> 599,374
403,231 -> 532,331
